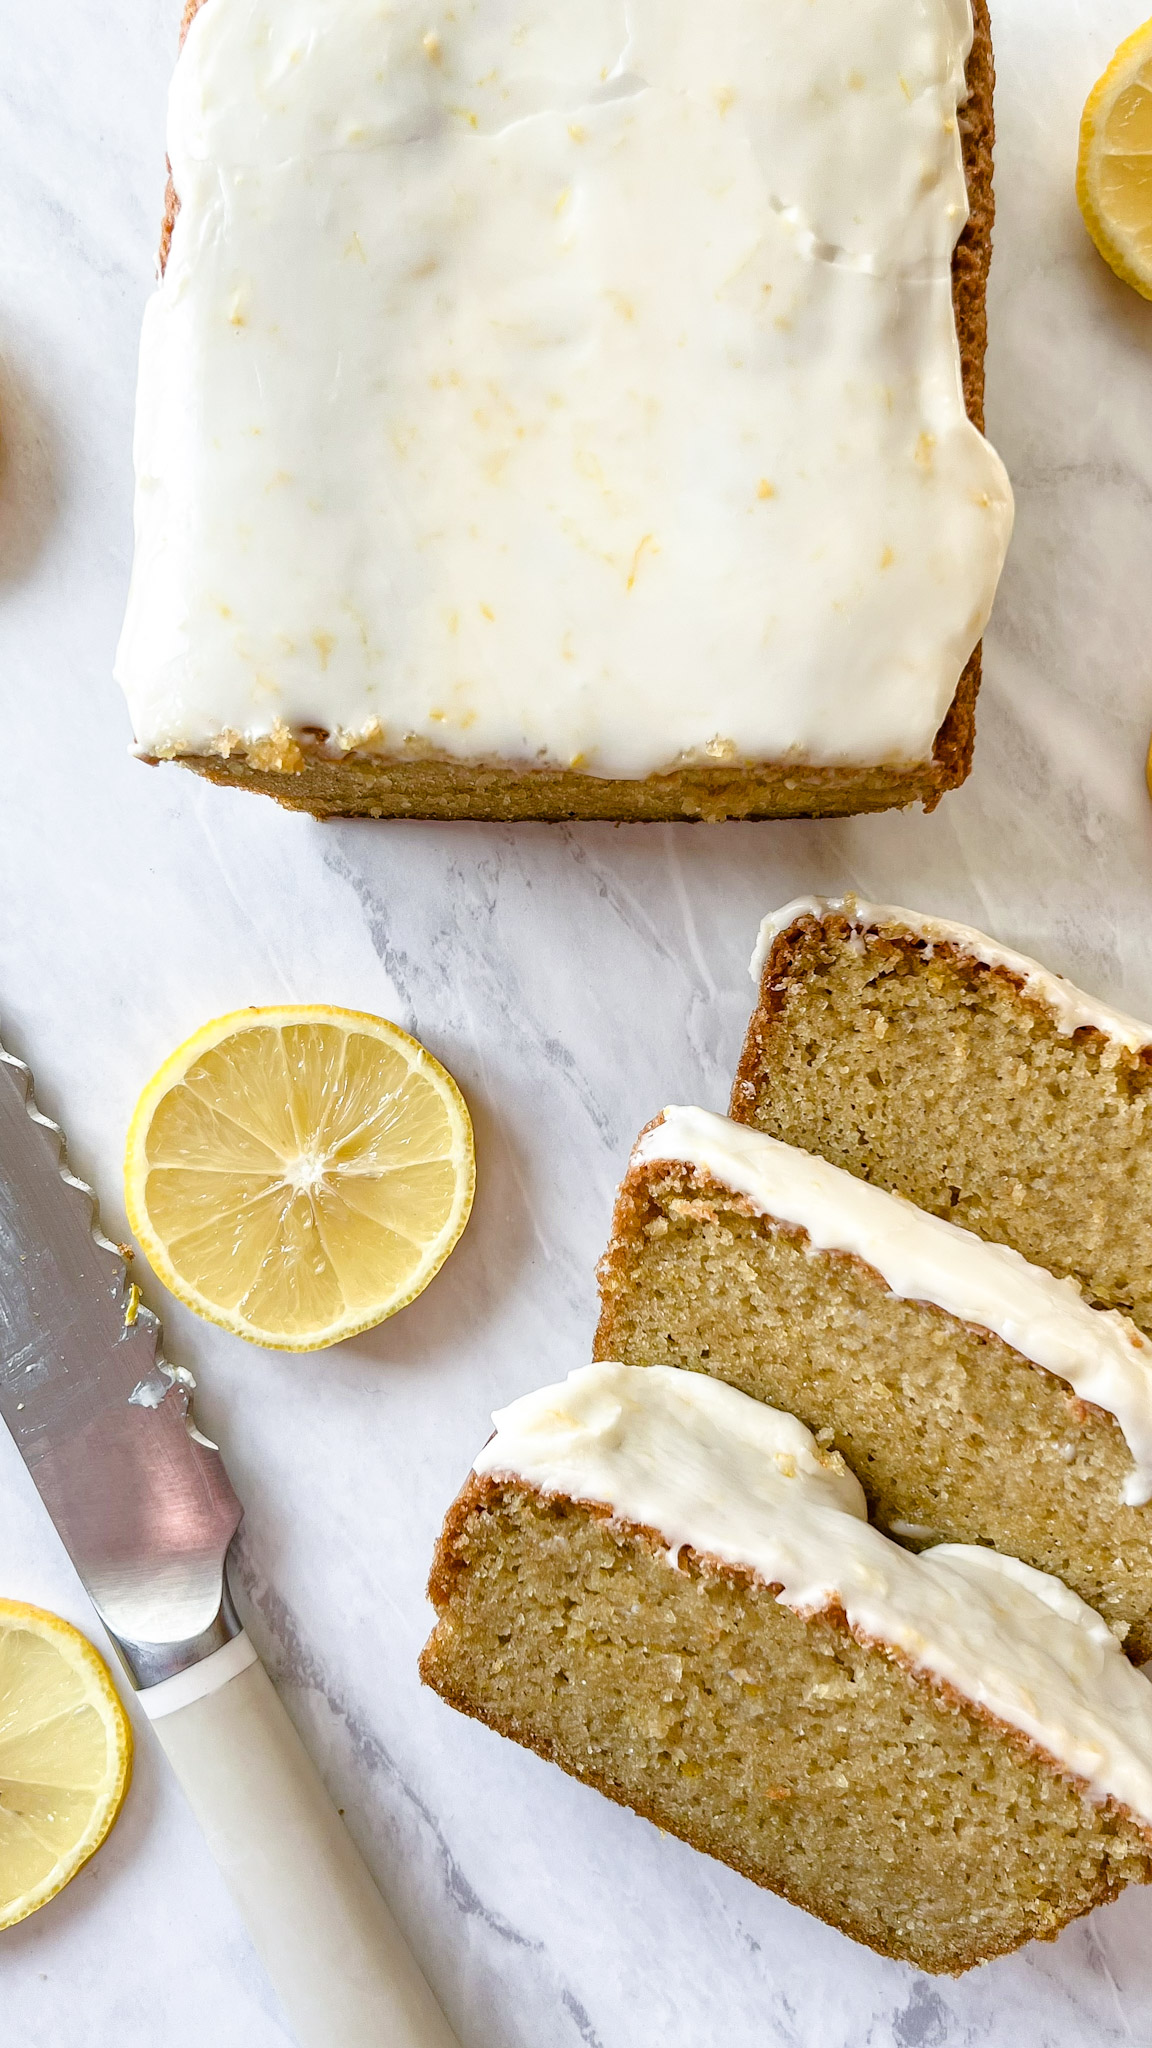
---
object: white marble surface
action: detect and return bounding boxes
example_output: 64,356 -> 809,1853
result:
2,2 -> 1152,2042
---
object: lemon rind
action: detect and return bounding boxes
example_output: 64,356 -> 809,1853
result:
1077,18 -> 1152,304
0,1600 -> 132,1931
124,1005 -> 476,1353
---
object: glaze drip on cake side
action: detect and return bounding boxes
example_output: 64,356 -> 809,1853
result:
476,1363 -> 1152,1828
634,1106 -> 1152,1505
751,895 -> 1152,1049
115,0 -> 1011,776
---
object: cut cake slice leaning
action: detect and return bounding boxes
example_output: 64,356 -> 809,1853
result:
731,896 -> 1152,1330
594,1106 -> 1152,1659
421,1363 -> 1152,1972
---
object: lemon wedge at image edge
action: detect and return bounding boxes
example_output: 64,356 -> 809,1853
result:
124,1005 -> 476,1352
0,1601 -> 132,1931
1077,15 -> 1152,301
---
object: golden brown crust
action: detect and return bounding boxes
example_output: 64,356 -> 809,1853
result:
421,1472 -> 1152,1971
953,0 -> 994,440
921,0 -> 995,804
153,0 -> 995,822
171,749 -> 951,823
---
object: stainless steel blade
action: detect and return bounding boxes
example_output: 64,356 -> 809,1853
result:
0,1035 -> 242,1685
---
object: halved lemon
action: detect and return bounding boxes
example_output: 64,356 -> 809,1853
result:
0,1601 -> 132,1930
1078,16 -> 1152,300
125,1007 -> 475,1351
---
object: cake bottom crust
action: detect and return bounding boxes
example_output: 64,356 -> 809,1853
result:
171,751 -> 941,822
163,646 -> 974,823
147,645 -> 979,821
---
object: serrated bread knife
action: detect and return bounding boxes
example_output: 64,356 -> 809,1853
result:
0,1035 -> 458,2048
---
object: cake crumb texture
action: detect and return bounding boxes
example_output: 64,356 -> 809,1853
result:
421,1477 -> 1152,1973
732,911 -> 1152,1333
596,1160 -> 1152,1659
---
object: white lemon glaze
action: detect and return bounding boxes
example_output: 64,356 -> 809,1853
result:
115,0 -> 1012,775
634,1105 -> 1152,1506
476,1362 -> 1152,1827
750,895 -> 1152,1050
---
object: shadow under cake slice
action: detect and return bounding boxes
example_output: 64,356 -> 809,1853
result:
595,1106 -> 1152,1659
421,1363 -> 1152,1973
731,895 -> 1152,1329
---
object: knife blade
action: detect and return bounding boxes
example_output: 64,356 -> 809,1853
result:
0,1037 -> 242,1682
0,1029 -> 458,2048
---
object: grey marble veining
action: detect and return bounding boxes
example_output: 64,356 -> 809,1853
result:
2,2 -> 1152,2042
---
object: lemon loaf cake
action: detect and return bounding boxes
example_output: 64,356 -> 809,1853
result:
114,0 -> 1010,822
733,897 -> 1152,1330
595,1106 -> 1152,1657
421,1363 -> 1152,1971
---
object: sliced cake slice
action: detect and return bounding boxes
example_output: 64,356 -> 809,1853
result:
731,895 -> 1152,1329
595,1106 -> 1152,1658
421,1362 -> 1152,1972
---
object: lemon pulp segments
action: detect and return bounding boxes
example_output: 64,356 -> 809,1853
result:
125,1008 -> 475,1350
1078,17 -> 1152,300
0,1603 -> 132,1929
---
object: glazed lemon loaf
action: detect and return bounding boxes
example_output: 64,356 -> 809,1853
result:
421,1364 -> 1152,1971
595,1106 -> 1152,1658
733,898 -> 1152,1330
114,0 -> 1009,822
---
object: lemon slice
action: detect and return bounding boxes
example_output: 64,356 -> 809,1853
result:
1078,16 -> 1152,300
125,1006 -> 475,1351
0,1602 -> 132,1930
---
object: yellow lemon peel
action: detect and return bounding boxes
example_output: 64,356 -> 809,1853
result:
125,1006 -> 475,1351
0,1601 -> 132,1930
1078,17 -> 1152,301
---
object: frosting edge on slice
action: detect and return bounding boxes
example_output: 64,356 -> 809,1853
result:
748,894 -> 1152,1051
474,1362 -> 1152,1829
633,1105 -> 1152,1506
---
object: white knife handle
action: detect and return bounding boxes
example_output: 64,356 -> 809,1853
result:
144,1637 -> 458,2048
